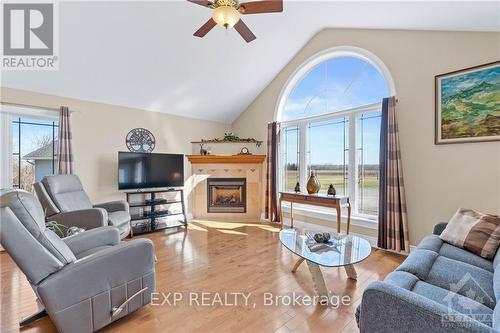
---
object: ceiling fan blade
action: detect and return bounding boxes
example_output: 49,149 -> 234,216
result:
193,18 -> 217,37
238,0 -> 283,14
234,20 -> 256,43
187,0 -> 213,8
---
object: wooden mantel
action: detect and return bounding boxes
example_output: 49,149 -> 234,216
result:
186,155 -> 266,164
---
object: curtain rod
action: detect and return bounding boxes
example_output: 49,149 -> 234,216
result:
0,101 -> 76,112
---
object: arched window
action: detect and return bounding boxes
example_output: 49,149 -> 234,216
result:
277,47 -> 395,218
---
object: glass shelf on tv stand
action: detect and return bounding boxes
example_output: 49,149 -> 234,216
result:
125,188 -> 187,237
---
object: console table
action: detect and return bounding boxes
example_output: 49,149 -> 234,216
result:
279,192 -> 351,234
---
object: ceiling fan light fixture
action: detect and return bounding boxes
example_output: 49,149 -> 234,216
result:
212,5 -> 240,29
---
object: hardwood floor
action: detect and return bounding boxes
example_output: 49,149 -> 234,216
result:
0,221 -> 404,333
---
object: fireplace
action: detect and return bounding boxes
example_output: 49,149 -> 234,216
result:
207,178 -> 246,213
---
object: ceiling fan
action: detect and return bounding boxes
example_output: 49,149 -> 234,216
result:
188,0 -> 283,43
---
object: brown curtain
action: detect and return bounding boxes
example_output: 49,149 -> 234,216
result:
57,106 -> 74,174
266,121 -> 280,222
378,97 -> 409,253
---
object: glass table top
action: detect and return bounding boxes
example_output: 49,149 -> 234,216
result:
279,228 -> 372,267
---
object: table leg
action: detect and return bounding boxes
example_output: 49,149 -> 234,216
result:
291,257 -> 304,273
346,198 -> 351,235
306,261 -> 329,305
290,202 -> 294,229
335,202 -> 341,233
279,197 -> 283,229
344,265 -> 357,280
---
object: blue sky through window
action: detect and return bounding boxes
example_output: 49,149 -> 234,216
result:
12,118 -> 58,157
283,56 -> 388,165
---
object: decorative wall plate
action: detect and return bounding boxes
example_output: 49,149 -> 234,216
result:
126,128 -> 156,153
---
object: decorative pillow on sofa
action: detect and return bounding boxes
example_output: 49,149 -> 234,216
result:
440,208 -> 500,259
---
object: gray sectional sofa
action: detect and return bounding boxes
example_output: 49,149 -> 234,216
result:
358,223 -> 500,333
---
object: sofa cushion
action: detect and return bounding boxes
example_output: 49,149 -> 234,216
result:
418,235 -> 494,272
493,304 -> 500,331
440,208 -> 500,259
384,271 -> 419,290
413,281 -> 493,327
440,243 -> 494,273
494,249 -> 500,271
426,256 -> 495,309
396,249 -> 438,280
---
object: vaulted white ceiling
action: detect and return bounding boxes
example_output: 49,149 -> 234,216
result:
2,1 -> 499,123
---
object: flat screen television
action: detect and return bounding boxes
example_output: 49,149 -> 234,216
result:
118,152 -> 184,190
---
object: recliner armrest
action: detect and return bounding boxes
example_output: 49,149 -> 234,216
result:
50,208 -> 108,230
94,200 -> 129,213
37,239 -> 155,314
63,226 -> 120,256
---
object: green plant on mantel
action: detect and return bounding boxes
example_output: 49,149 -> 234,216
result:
198,133 -> 263,147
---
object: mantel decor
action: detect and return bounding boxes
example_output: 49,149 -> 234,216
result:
186,154 -> 266,164
191,132 -> 263,147
435,61 -> 500,144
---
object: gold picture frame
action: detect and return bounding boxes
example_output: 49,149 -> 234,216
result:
435,61 -> 500,144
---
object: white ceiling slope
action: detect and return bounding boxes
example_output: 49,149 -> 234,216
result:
2,1 -> 499,124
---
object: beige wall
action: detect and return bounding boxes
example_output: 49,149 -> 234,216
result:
1,87 -> 230,211
232,28 -> 500,245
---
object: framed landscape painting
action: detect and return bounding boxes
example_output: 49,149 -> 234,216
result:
435,61 -> 500,144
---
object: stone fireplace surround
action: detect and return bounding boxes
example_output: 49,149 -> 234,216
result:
187,155 -> 265,221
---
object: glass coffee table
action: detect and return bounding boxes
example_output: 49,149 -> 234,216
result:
279,228 -> 372,304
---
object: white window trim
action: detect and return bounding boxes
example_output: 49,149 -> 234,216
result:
279,102 -> 382,220
275,46 -> 396,224
0,105 -> 59,188
274,46 -> 396,122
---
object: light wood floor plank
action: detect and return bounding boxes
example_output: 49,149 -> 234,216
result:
0,221 -> 404,333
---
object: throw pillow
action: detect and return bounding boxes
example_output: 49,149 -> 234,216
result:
440,208 -> 500,259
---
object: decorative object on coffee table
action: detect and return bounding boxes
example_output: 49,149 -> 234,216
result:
294,182 -> 301,193
313,232 -> 331,243
435,61 -> 500,144
126,128 -> 156,153
327,184 -> 336,195
307,170 -> 320,194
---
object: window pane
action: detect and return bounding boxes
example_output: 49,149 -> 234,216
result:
282,125 -> 299,192
282,56 -> 389,121
308,117 -> 349,195
12,118 -> 58,191
357,111 -> 381,216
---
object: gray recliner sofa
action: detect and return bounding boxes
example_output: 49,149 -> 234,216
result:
358,223 -> 500,332
34,175 -> 131,239
0,189 -> 156,333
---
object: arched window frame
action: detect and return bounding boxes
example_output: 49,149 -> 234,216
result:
275,46 -> 396,222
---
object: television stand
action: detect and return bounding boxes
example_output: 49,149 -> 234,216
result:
125,188 -> 188,237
